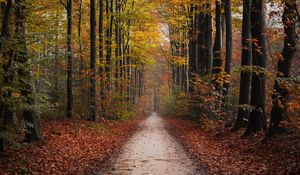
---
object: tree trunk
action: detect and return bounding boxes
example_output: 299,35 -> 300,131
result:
188,5 -> 196,74
223,0 -> 232,104
15,0 -> 42,142
197,6 -> 206,75
0,0 -> 13,58
244,0 -> 267,136
66,0 -> 73,118
233,0 -> 252,131
78,0 -> 83,71
205,1 -> 213,76
268,0 -> 297,137
90,0 -> 97,121
212,1 -> 223,89
0,1 -> 14,152
99,0 -> 105,116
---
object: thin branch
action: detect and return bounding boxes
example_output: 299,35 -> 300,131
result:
59,0 -> 67,9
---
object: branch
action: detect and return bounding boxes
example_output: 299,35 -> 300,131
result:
59,0 -> 67,9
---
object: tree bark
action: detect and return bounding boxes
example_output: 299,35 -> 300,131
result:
0,0 -> 13,58
205,1 -> 213,76
223,0 -> 232,103
268,0 -> 298,137
0,1 -> 14,151
233,0 -> 252,131
244,0 -> 267,136
90,0 -> 97,121
99,0 -> 105,116
212,1 -> 223,78
65,0 -> 73,118
78,0 -> 83,70
15,0 -> 43,142
198,7 -> 206,75
188,5 -> 196,74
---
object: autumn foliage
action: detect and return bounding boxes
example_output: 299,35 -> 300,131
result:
0,118 -> 143,174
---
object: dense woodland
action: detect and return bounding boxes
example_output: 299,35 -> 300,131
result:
162,0 -> 299,136
0,0 -> 299,174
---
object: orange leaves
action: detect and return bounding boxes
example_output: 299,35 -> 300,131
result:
0,118 -> 144,174
164,117 -> 300,175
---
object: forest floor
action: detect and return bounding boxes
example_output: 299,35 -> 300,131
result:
0,117 -> 144,175
164,117 -> 300,175
1,115 -> 299,175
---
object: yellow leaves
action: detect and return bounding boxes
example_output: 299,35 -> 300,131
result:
172,56 -> 187,66
212,71 -> 231,85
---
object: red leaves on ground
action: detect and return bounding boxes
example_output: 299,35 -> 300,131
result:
0,118 -> 144,175
164,117 -> 300,175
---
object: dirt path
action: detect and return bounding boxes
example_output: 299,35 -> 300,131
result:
98,113 -> 206,175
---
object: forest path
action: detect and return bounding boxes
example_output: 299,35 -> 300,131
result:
98,113 -> 206,175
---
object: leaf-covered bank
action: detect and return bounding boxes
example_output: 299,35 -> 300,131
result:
0,118 -> 144,174
164,117 -> 300,174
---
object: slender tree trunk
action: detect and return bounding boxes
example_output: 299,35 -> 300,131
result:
198,6 -> 206,75
90,0 -> 97,121
223,0 -> 232,104
268,0 -> 298,137
221,0 -> 226,46
205,1 -> 213,75
115,0 -> 121,101
66,0 -> 73,118
78,0 -> 83,71
244,0 -> 267,136
99,0 -> 105,115
212,1 -> 223,85
233,0 -> 252,131
188,5 -> 196,74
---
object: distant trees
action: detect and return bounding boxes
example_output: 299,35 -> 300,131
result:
0,0 -> 154,151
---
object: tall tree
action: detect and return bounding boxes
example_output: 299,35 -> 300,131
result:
212,0 -> 223,80
78,0 -> 83,70
245,0 -> 267,135
60,0 -> 74,118
223,0 -> 232,102
0,0 -> 14,152
15,0 -> 42,142
99,0 -> 105,115
90,0 -> 97,121
205,1 -> 213,75
268,0 -> 298,136
188,5 -> 196,74
233,0 -> 252,130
